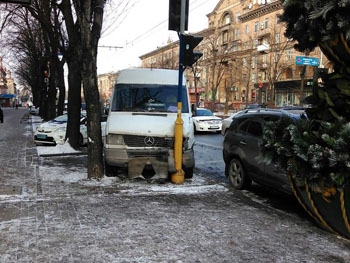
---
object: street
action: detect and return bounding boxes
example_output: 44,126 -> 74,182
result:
194,132 -> 306,217
0,108 -> 349,262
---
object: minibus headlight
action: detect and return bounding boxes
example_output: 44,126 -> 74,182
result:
106,134 -> 125,145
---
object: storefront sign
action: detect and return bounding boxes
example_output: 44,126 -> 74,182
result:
295,56 -> 319,66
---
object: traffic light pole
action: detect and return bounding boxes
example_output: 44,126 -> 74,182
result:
171,0 -> 187,184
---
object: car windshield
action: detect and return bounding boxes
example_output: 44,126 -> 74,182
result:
52,115 -> 68,122
111,84 -> 189,113
196,109 -> 214,116
51,113 -> 87,123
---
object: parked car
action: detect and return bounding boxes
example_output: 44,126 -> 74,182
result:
34,113 -> 106,146
222,108 -> 305,194
0,106 -> 3,123
193,108 -> 222,133
29,106 -> 39,115
244,103 -> 266,109
221,111 -> 241,136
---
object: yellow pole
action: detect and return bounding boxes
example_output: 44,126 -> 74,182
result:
171,5 -> 187,184
171,101 -> 185,184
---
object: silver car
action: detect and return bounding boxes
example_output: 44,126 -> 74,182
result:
221,112 -> 240,135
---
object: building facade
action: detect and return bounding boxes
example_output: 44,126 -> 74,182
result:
0,57 -> 16,107
139,0 -> 332,111
97,72 -> 118,106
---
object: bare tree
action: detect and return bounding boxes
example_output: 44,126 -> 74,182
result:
60,0 -> 105,179
22,0 -> 67,121
256,26 -> 293,107
59,0 -> 132,153
202,35 -> 230,112
2,8 -> 45,107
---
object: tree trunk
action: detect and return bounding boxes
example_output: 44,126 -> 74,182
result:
66,58 -> 82,150
81,48 -> 104,179
47,58 -> 58,120
78,0 -> 105,179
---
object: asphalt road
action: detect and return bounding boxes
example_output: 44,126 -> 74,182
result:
195,131 -> 224,149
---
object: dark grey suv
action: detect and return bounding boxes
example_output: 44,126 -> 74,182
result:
222,108 -> 305,194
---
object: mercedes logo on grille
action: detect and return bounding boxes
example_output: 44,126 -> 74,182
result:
144,136 -> 155,146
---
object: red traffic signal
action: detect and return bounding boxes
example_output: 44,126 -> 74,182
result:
181,34 -> 203,67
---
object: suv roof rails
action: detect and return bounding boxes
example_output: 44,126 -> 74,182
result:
241,107 -> 282,114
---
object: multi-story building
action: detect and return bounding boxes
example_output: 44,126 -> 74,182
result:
97,72 -> 118,106
0,57 -> 16,107
140,0 -> 332,111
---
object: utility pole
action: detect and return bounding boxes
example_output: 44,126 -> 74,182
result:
169,0 -> 187,183
168,0 -> 202,183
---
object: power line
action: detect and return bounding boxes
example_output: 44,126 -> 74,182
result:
119,0 -> 210,51
98,45 -> 123,49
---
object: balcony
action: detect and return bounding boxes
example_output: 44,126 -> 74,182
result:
257,44 -> 270,53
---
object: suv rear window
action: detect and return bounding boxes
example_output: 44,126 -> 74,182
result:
237,119 -> 263,137
234,114 -> 281,138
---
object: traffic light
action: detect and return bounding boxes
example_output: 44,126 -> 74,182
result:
168,0 -> 188,31
181,34 -> 203,67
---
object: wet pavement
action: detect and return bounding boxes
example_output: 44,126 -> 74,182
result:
0,107 -> 349,263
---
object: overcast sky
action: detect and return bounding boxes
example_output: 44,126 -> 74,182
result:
96,0 -> 217,74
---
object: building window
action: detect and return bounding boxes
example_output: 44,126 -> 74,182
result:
285,68 -> 293,79
235,28 -> 240,39
223,30 -> 229,43
244,42 -> 250,49
236,12 -> 240,22
245,25 -> 249,34
223,13 -> 231,26
274,53 -> 280,63
276,14 -> 281,24
275,33 -> 280,43
262,54 -> 267,64
286,49 -> 293,60
243,58 -> 247,67
252,73 -> 257,83
263,18 -> 269,29
262,37 -> 269,45
254,21 -> 259,32
252,56 -> 258,69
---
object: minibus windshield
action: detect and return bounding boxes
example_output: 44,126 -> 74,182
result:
111,84 -> 189,113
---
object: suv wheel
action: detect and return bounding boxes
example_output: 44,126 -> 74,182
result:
228,158 -> 252,190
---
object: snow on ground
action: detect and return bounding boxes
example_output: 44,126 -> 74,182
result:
37,142 -> 81,156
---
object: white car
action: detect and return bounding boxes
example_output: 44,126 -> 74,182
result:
34,114 -> 106,146
193,108 -> 222,133
221,111 -> 241,136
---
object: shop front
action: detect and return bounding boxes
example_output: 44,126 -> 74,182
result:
254,80 -> 313,107
0,93 -> 15,107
